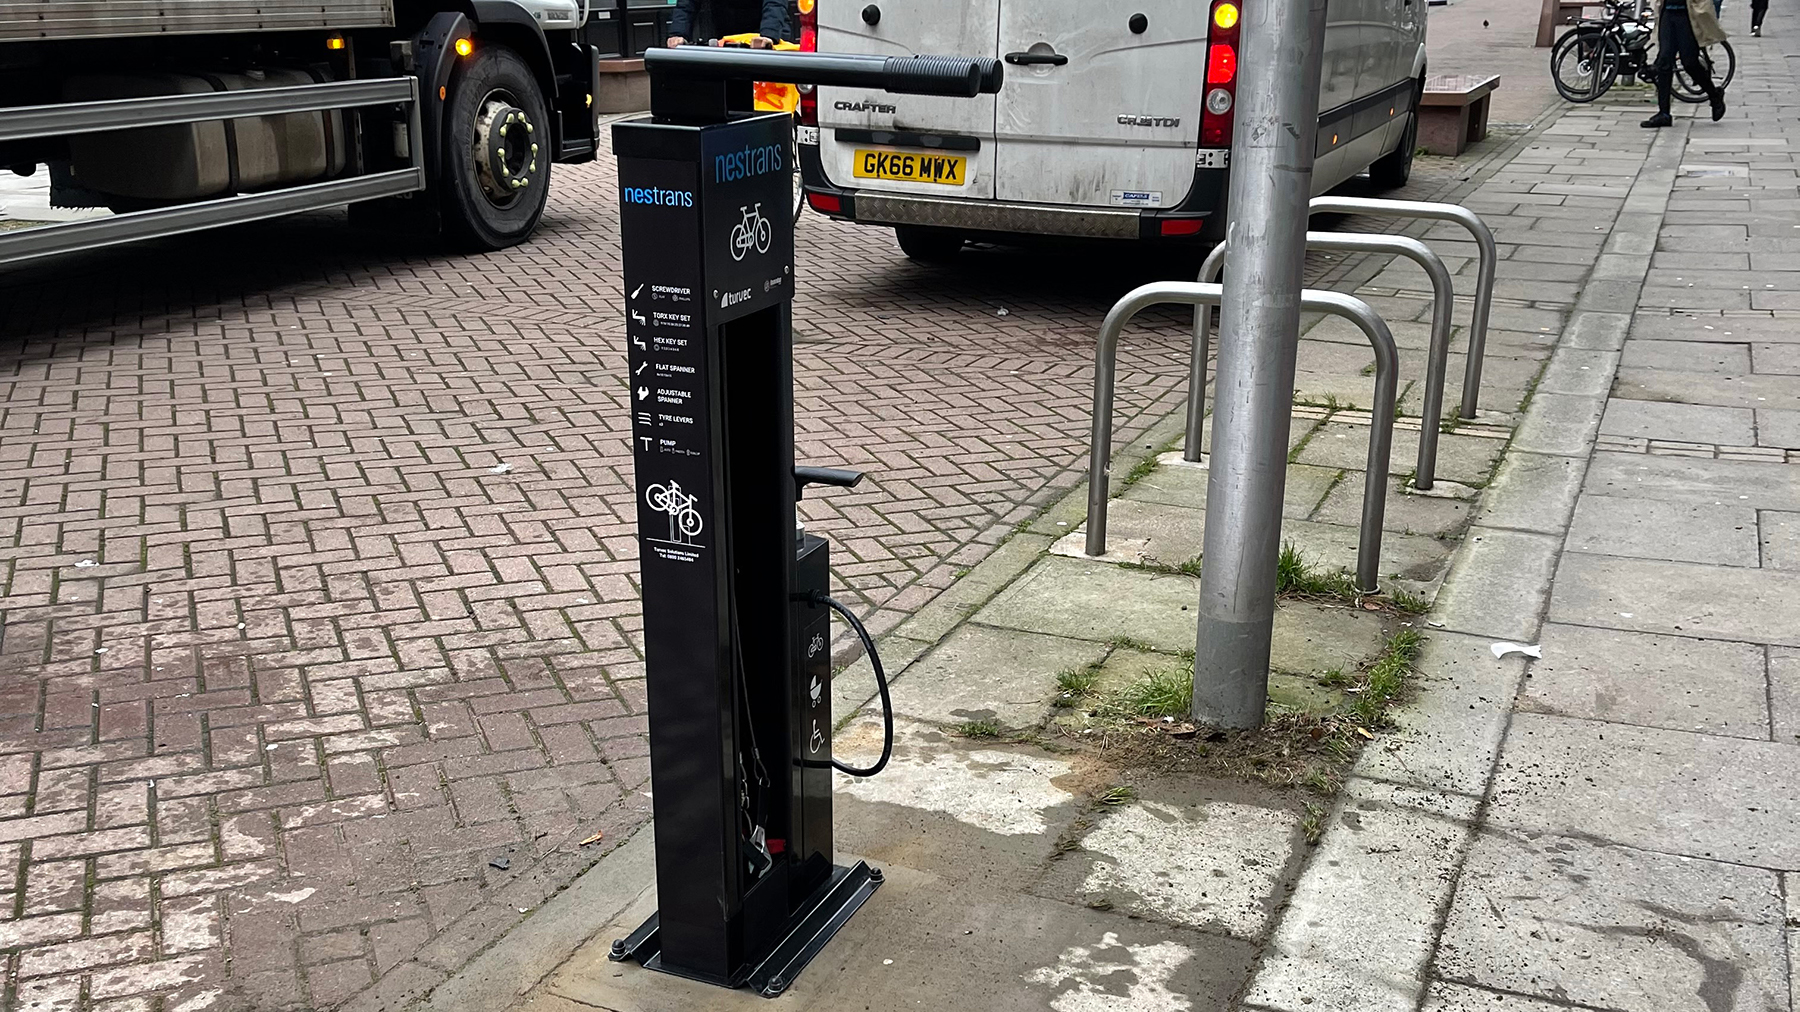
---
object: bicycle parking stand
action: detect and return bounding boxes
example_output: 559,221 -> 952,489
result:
1189,232 -> 1455,490
605,46 -> 1000,997
1306,197 -> 1498,421
1086,282 -> 1399,594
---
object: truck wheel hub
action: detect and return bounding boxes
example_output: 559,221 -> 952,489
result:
473,93 -> 538,206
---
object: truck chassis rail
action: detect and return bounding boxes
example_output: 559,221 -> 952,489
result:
0,76 -> 423,266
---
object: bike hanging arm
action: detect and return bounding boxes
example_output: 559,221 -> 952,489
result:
644,47 -> 1003,123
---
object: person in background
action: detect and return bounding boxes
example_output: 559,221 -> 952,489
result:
1643,0 -> 1729,127
666,0 -> 790,48
1751,0 -> 1767,35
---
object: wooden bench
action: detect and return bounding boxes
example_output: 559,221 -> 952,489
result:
1418,74 -> 1500,156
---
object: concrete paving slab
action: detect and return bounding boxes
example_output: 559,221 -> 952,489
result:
1432,528 -> 1562,643
1756,406 -> 1800,449
1631,312 -> 1800,344
1584,450 -> 1800,511
1599,398 -> 1757,445
1474,452 -> 1586,535
1122,456 -> 1340,521
1566,494 -> 1760,566
1420,982 -> 1587,1011
1536,348 -> 1619,398
1753,343 -> 1800,375
1435,829 -> 1788,1012
1549,553 -> 1800,647
1565,312 -> 1632,352
1509,392 -> 1606,457
892,533 -> 1055,645
976,555 -> 1198,652
1293,422 -> 1506,487
1762,510 -> 1800,570
1521,623 -> 1770,738
1313,473 -> 1473,538
1242,796 -> 1470,1012
1054,499 -> 1455,587
1489,712 -> 1800,866
544,860 -> 1257,1012
1034,779 -> 1301,941
886,625 -> 1107,730
1267,602 -> 1388,677
1614,368 -> 1800,411
1620,340 -> 1750,372
1770,648 -> 1800,746
1355,631 -> 1527,797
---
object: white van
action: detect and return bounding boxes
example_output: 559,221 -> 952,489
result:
792,0 -> 1427,259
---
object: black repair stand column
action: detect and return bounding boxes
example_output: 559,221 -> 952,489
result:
607,79 -> 876,997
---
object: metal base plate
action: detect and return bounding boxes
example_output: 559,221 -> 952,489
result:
608,862 -> 883,998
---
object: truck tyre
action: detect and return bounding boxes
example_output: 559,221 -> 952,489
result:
1368,78 -> 1422,190
441,43 -> 551,250
895,226 -> 963,263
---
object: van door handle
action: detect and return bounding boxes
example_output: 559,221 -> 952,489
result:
1004,51 -> 1069,66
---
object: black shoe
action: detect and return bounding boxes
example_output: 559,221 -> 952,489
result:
1752,23 -> 1762,35
1711,91 -> 1727,120
1642,112 -> 1673,128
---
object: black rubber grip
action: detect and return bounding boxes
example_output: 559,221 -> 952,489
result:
879,55 -> 982,97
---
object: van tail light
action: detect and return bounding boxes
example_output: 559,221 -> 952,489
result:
1200,0 -> 1240,149
797,0 -> 819,125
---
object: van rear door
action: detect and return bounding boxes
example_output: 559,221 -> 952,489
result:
991,2 -> 1209,209
815,1 -> 1001,200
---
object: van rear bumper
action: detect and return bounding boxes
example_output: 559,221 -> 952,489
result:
801,145 -> 1229,242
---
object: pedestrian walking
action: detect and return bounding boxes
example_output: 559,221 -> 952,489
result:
1643,0 -> 1729,127
666,0 -> 790,48
1751,0 -> 1767,35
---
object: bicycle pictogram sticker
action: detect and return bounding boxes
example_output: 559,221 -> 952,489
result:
729,203 -> 772,262
646,480 -> 704,545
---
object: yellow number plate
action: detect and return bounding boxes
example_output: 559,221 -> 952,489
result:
852,149 -> 967,185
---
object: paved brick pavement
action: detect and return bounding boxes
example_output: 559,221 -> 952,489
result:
0,112 -> 1479,1008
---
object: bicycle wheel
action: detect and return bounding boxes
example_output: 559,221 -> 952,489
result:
1552,29 -> 1622,102
1674,39 -> 1735,101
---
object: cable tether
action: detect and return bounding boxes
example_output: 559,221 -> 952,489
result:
813,591 -> 893,778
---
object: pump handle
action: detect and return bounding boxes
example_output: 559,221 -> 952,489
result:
794,466 -> 865,500
645,47 -> 1002,97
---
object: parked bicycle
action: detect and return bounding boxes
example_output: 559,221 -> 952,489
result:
1550,0 -> 1735,103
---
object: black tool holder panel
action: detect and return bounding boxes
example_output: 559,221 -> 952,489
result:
608,46 -> 999,998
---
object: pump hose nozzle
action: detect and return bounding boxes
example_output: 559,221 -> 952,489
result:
811,590 -> 892,777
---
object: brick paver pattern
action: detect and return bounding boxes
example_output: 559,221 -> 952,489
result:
0,128 -> 1300,1010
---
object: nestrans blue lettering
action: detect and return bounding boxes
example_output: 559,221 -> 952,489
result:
623,186 -> 693,207
713,143 -> 785,183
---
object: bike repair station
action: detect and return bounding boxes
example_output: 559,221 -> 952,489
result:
605,47 -> 1002,998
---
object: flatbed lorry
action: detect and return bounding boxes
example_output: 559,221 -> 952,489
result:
0,0 -> 602,264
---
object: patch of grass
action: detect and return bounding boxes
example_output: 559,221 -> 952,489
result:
1300,802 -> 1328,845
1348,628 -> 1422,725
1386,588 -> 1430,614
952,718 -> 1004,739
1057,666 -> 1100,696
1116,455 -> 1160,493
1097,785 -> 1136,806
1275,542 -> 1359,601
1106,635 -> 1159,654
1121,666 -> 1193,719
1286,422 -> 1323,464
1314,666 -> 1349,688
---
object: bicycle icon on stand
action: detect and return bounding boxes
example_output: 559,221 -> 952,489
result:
646,481 -> 705,545
729,203 -> 772,261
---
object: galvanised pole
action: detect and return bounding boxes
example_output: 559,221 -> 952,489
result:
1191,0 -> 1329,728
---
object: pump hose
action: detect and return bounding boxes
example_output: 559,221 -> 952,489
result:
813,591 -> 893,777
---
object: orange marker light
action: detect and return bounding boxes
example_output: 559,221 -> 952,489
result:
325,33 -> 346,50
454,37 -> 473,57
1213,2 -> 1240,29
796,0 -> 815,12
